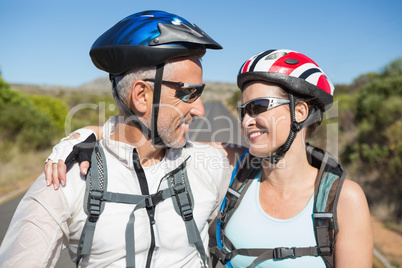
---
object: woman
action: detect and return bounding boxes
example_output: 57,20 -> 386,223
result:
209,49 -> 373,267
45,49 -> 373,267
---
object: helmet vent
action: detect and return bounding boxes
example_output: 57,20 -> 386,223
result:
265,51 -> 287,60
171,19 -> 182,25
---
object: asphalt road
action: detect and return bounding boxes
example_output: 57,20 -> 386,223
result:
187,101 -> 247,146
0,101 -> 244,267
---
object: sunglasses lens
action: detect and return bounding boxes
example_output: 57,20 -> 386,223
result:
237,107 -> 245,121
238,99 -> 271,121
178,86 -> 204,103
246,99 -> 270,116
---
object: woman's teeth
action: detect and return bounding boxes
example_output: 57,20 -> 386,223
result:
249,132 -> 262,139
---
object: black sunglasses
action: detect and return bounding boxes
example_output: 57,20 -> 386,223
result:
237,97 -> 290,121
144,79 -> 205,103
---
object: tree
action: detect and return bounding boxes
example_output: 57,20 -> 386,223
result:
344,74 -> 402,221
382,58 -> 402,78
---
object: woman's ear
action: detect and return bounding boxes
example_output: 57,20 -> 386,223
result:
295,101 -> 309,123
130,81 -> 153,114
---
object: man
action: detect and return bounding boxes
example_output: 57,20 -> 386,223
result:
0,10 -> 236,267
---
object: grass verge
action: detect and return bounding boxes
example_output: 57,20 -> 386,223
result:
0,147 -> 50,197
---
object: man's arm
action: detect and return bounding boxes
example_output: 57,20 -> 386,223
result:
0,174 -> 70,267
45,126 -> 248,187
200,142 -> 247,169
334,179 -> 373,267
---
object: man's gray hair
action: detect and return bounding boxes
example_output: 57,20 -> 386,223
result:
112,59 -> 178,111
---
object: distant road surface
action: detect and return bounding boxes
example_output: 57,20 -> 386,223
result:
0,101 -> 245,267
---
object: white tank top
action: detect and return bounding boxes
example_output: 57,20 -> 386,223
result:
224,171 -> 326,267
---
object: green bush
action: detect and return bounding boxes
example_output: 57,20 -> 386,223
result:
347,74 -> 402,221
28,94 -> 69,132
65,92 -> 117,132
0,104 -> 58,150
0,76 -> 66,151
0,76 -> 30,108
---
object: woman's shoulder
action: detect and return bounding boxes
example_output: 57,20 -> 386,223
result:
334,180 -> 373,266
336,178 -> 371,230
338,179 -> 368,207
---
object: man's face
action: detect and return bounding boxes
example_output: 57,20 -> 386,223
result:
156,58 -> 205,148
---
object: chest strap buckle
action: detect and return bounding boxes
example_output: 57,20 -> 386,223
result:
273,247 -> 295,259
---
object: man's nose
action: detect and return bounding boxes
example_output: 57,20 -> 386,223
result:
189,97 -> 205,118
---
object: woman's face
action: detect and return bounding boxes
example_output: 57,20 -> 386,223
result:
240,82 -> 291,158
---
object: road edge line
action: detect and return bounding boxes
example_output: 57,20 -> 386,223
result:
0,184 -> 31,205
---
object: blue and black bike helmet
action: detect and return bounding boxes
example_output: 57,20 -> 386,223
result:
90,10 -> 222,145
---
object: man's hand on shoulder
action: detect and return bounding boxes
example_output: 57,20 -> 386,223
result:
45,126 -> 101,189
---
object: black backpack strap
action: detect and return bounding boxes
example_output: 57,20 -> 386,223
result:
124,187 -> 179,268
76,142 -> 108,266
124,157 -> 196,268
124,156 -> 208,268
244,247 -> 318,268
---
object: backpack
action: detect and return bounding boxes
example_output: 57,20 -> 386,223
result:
209,143 -> 346,268
75,142 -> 209,268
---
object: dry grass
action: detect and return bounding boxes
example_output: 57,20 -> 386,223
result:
0,146 -> 50,197
372,216 -> 402,267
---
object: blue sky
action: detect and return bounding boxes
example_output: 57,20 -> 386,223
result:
1,0 -> 401,88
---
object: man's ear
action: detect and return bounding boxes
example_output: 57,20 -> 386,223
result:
130,81 -> 153,114
295,101 -> 309,123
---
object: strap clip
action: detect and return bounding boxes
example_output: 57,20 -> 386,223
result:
181,204 -> 193,221
273,247 -> 295,259
317,245 -> 332,256
145,190 -> 164,209
91,189 -> 103,200
222,249 -> 232,264
145,195 -> 154,208
173,183 -> 186,194
88,190 -> 103,222
218,210 -> 227,223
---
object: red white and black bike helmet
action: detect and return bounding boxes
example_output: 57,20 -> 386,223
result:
238,49 -> 334,112
237,49 -> 335,163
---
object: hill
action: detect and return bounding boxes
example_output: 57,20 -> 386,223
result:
10,78 -> 239,103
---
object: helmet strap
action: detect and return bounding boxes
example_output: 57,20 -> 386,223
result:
150,63 -> 166,147
264,93 -> 301,164
110,63 -> 167,147
110,74 -> 152,139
